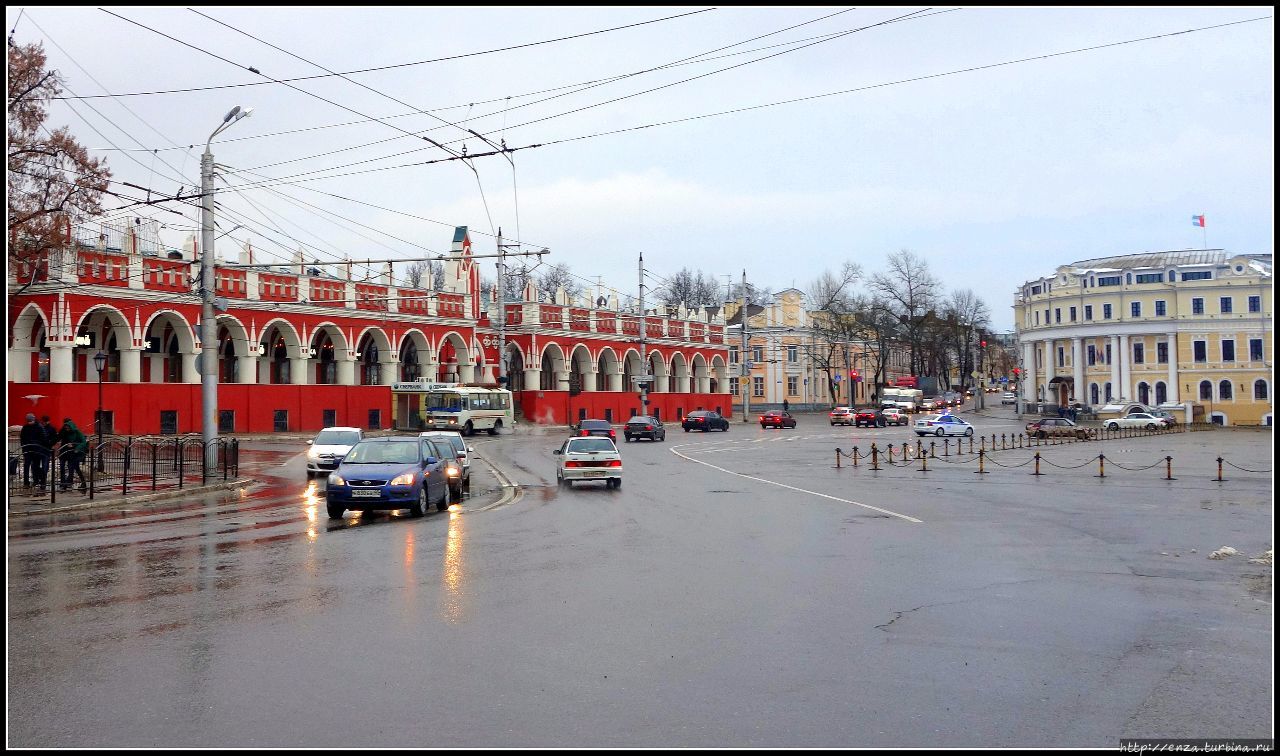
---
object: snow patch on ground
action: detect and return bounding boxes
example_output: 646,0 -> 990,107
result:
1247,549 -> 1273,566
1208,546 -> 1239,560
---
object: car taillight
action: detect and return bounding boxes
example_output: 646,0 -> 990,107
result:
608,430 -> 615,438
607,460 -> 622,467
580,430 -> 589,436
645,425 -> 653,431
564,461 -> 583,467
759,416 -> 765,421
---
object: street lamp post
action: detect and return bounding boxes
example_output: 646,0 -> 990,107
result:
93,351 -> 107,444
201,105 -> 253,467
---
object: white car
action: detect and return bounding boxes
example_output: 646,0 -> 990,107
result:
1001,392 -> 1017,405
1105,413 -> 1166,431
914,414 -> 975,437
306,427 -> 363,477
554,436 -> 622,489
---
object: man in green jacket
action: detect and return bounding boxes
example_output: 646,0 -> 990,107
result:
56,418 -> 89,491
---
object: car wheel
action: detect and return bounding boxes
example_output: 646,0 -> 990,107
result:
326,502 -> 345,519
557,473 -> 568,488
409,486 -> 427,517
1145,423 -> 1155,431
436,482 -> 450,512
612,478 -> 622,489
964,428 -> 974,437
684,427 -> 690,432
624,434 -> 632,442
489,419 -> 502,436
1107,422 -> 1119,431
1037,430 -> 1047,439
464,420 -> 475,437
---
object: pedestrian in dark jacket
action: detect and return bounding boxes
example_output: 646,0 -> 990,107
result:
20,413 -> 45,487
38,415 -> 57,486
56,418 -> 89,491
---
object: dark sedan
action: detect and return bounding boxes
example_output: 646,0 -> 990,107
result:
623,416 -> 666,442
682,410 -> 729,432
759,410 -> 797,429
325,437 -> 451,519
574,419 -> 617,441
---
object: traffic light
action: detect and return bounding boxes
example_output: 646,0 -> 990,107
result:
980,340 -> 987,348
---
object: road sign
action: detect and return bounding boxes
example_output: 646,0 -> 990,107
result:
631,375 -> 655,384
834,374 -> 842,381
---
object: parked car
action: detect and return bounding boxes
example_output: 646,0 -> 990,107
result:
854,407 -> 885,428
326,437 -> 451,519
759,410 -> 797,429
919,397 -> 942,412
829,406 -> 855,426
882,407 -> 909,426
554,436 -> 623,489
575,419 -> 617,441
623,415 -> 666,442
914,414 -> 975,437
1105,413 -> 1166,431
1001,392 -> 1018,405
419,430 -> 472,497
683,410 -> 729,432
306,426 -> 362,477
1025,417 -> 1095,440
1127,408 -> 1177,427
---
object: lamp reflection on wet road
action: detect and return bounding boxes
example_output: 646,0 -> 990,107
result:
301,480 -> 320,543
440,507 -> 466,622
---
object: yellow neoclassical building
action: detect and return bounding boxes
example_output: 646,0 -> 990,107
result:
1014,250 -> 1273,426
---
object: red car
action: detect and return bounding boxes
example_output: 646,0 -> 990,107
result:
759,410 -> 797,429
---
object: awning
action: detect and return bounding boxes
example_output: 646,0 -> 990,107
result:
1048,376 -> 1073,384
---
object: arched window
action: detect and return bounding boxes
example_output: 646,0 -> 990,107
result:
401,342 -> 420,382
1199,380 -> 1213,400
1219,380 -> 1233,400
1137,382 -> 1150,405
1169,270 -> 1178,282
1090,383 -> 1099,405
1255,379 -> 1269,400
1155,381 -> 1167,404
1126,272 -> 1133,285
1104,382 -> 1112,402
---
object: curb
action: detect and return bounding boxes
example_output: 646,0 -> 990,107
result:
7,478 -> 255,517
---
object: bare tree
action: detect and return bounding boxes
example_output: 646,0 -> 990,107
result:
8,42 -> 111,268
656,268 -> 722,308
870,250 -> 941,376
536,262 -> 582,303
404,261 -> 429,288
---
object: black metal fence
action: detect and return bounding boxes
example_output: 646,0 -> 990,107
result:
7,434 -> 239,505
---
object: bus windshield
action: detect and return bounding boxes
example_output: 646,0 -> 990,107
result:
425,391 -> 463,412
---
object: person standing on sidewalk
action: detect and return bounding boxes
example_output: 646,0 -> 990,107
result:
20,414 -> 44,488
37,415 -> 57,487
56,418 -> 89,491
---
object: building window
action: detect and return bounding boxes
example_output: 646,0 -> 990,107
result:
1069,306 -> 1077,322
1105,344 -> 1112,364
1097,276 -> 1121,287
1131,302 -> 1141,317
1138,382 -> 1150,404
218,410 -> 235,433
1104,382 -> 1113,401
368,409 -> 382,430
1248,295 -> 1261,313
1250,338 -> 1264,361
1055,308 -> 1061,324
1255,380 -> 1269,400
787,376 -> 798,395
1133,343 -> 1144,364
159,410 -> 178,435
1157,342 -> 1168,364
1087,345 -> 1096,365
1219,380 -> 1233,400
323,409 -> 338,427
787,345 -> 797,362
1103,304 -> 1112,319
1155,300 -> 1166,316
752,347 -> 762,363
1199,380 -> 1212,400
1044,309 -> 1050,324
1031,285 -> 1042,295
1126,273 -> 1133,285
1135,273 -> 1164,284
729,347 -> 739,364
1182,271 -> 1212,281
1169,270 -> 1178,282
1084,305 -> 1093,320
273,410 -> 289,432
729,377 -> 739,395
1155,382 -> 1167,404
752,376 -> 764,397
1193,341 -> 1206,362
1221,340 -> 1235,362
1057,346 -> 1065,367
1090,383 -> 1099,404
1035,311 -> 1040,325
1191,298 -> 1204,315
1220,297 -> 1233,314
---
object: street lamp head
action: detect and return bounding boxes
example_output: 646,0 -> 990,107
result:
93,351 -> 107,373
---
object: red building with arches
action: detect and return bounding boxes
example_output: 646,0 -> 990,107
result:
8,225 -> 731,434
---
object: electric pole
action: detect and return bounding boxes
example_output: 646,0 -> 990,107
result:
638,253 -> 650,414
741,268 -> 750,423
496,228 -> 506,389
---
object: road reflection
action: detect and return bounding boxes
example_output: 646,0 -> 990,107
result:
440,507 -> 466,623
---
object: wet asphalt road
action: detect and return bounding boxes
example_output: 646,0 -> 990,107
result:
7,415 -> 1273,747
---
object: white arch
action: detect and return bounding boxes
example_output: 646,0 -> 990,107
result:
10,302 -> 49,349
142,309 -> 198,354
309,321 -> 350,352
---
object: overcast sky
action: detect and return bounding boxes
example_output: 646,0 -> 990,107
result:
8,6 -> 1274,331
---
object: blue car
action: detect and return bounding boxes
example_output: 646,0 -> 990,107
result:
326,437 -> 451,519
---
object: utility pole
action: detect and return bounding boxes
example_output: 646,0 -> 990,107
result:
741,268 -> 750,423
496,227 -> 506,389
638,253 -> 650,415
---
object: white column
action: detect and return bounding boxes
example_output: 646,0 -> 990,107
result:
377,358 -> 397,386
1165,333 -> 1179,403
1117,335 -> 1130,401
458,362 -> 475,383
1022,341 -> 1036,409
118,347 -> 141,383
49,344 -> 75,383
290,356 -> 309,385
1071,338 -> 1083,404
336,356 -> 356,385
240,355 -> 259,385
1110,336 -> 1121,401
1042,339 -> 1055,403
523,367 -> 541,391
9,347 -> 34,382
606,366 -> 622,392
181,351 -> 199,384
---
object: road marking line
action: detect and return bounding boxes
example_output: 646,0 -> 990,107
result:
668,444 -> 922,523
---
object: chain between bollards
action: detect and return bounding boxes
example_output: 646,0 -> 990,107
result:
974,448 -> 988,474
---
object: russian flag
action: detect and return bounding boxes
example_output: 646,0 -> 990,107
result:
1192,214 -> 1206,227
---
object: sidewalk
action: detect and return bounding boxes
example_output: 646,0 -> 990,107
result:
7,476 -> 255,517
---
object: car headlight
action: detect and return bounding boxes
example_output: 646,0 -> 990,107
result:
308,447 -> 321,459
446,467 -> 460,477
390,472 -> 416,486
328,473 -> 346,486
